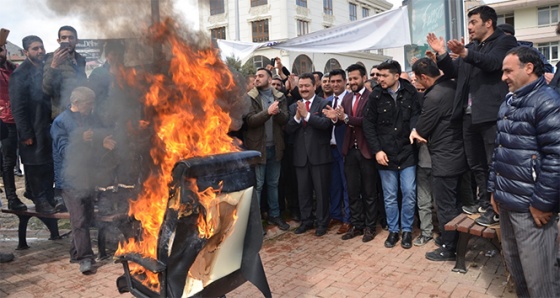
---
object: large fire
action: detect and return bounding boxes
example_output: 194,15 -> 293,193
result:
114,18 -> 241,291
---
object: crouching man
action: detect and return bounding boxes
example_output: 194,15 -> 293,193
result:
489,46 -> 560,296
51,86 -> 116,274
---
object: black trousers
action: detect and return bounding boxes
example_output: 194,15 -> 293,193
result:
432,174 -> 463,251
24,163 -> 54,204
1,124 -> 18,200
295,162 -> 331,228
462,115 -> 496,209
344,148 -> 378,229
63,189 -> 95,261
279,143 -> 299,216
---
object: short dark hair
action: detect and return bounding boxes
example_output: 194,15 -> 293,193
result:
329,68 -> 346,80
312,71 -> 323,80
322,72 -> 330,78
256,67 -> 273,78
377,60 -> 401,75
299,72 -> 315,86
22,35 -> 43,51
412,58 -> 441,78
370,64 -> 379,71
506,46 -> 545,77
468,5 -> 497,29
58,25 -> 78,38
346,64 -> 367,77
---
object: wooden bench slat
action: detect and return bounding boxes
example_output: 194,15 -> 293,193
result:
457,217 -> 475,233
444,213 -> 468,231
482,226 -> 497,238
469,223 -> 485,237
2,206 -> 70,219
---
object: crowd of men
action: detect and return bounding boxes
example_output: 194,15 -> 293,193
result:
0,5 -> 559,295
244,6 -> 560,296
0,26 -> 136,275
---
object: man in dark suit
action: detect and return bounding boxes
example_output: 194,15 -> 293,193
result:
324,69 -> 351,234
286,73 -> 333,236
324,64 -> 378,242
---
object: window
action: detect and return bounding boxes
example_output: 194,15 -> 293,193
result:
210,27 -> 226,40
538,5 -> 559,26
362,7 -> 370,18
251,0 -> 267,7
252,19 -> 269,42
497,13 -> 514,25
296,0 -> 307,8
349,3 -> 357,21
297,20 -> 309,36
323,0 -> 333,15
292,54 -> 314,75
210,0 -> 225,15
537,42 -> 559,63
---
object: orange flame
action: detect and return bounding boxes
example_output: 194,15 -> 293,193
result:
115,18 -> 240,292
196,181 -> 224,239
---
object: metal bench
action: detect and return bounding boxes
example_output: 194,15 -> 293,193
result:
1,206 -> 123,256
444,213 -> 501,273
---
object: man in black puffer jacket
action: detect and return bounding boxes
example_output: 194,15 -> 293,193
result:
489,46 -> 560,297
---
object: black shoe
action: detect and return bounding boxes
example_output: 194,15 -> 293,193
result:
401,232 -> 412,249
294,224 -> 312,234
426,247 -> 456,261
475,209 -> 499,227
362,227 -> 376,243
315,227 -> 327,237
462,205 -> 478,215
8,198 -> 27,211
0,252 -> 15,263
341,226 -> 363,240
13,168 -> 23,177
384,232 -> 400,248
268,216 -> 290,231
34,200 -> 57,214
291,214 -> 301,222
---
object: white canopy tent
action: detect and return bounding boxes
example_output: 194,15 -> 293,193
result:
216,6 -> 411,62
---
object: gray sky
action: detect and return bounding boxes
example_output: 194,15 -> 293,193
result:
1,0 -> 198,51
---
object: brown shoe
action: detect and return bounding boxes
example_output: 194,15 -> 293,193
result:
337,223 -> 351,234
329,219 -> 342,228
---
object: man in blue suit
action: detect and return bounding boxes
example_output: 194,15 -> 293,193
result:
324,69 -> 351,234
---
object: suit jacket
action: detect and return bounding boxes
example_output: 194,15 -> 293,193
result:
326,93 -> 346,154
338,88 -> 372,159
285,96 -> 333,167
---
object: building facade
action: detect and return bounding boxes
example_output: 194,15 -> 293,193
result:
198,0 -> 394,75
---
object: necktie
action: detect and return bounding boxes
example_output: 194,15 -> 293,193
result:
333,96 -> 339,108
352,93 -> 360,116
305,100 -> 310,112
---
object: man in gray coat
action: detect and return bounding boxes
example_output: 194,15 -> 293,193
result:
245,68 -> 290,230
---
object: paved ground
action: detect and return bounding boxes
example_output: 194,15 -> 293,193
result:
1,208 -> 515,298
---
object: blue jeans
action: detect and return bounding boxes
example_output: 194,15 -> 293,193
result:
255,146 -> 282,218
378,166 -> 416,233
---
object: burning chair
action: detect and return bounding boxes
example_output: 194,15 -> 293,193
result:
116,150 -> 271,297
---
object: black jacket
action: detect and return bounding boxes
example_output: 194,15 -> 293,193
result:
9,59 -> 53,165
488,77 -> 560,213
437,28 -> 518,124
415,77 -> 467,177
363,79 -> 421,170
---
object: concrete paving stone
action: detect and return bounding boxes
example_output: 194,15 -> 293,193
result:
375,282 -> 405,294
